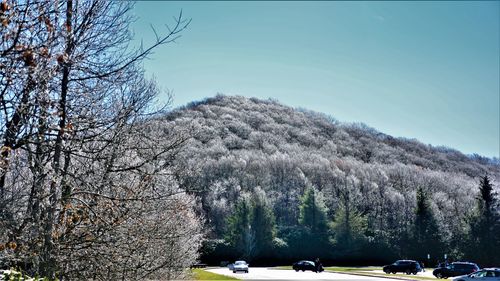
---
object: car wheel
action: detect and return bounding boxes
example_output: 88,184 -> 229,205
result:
392,271 -> 396,274
233,270 -> 236,273
413,272 -> 417,275
302,270 -> 305,272
246,270 -> 248,273
406,270 -> 411,275
384,270 -> 390,274
436,273 -> 443,279
295,269 -> 299,272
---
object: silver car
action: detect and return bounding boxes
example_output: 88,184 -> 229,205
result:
232,260 -> 249,273
453,268 -> 500,281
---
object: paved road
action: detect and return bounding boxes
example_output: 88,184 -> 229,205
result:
207,267 -> 420,280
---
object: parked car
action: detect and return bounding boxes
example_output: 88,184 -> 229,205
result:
453,268 -> 500,281
383,260 -> 422,275
231,260 -> 249,273
293,260 -> 321,272
433,262 -> 480,279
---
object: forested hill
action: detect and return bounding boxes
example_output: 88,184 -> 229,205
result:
169,95 -> 498,176
164,94 -> 500,265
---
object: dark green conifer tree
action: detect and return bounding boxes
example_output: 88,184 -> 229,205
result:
331,199 -> 368,259
225,192 -> 277,260
225,197 -> 254,259
251,192 -> 276,259
299,187 -> 329,233
411,187 -> 444,262
297,186 -> 331,258
466,175 -> 500,266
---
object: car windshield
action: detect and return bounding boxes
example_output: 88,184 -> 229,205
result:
235,261 -> 246,265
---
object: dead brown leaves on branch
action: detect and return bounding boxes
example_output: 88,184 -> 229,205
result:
0,1 -> 201,280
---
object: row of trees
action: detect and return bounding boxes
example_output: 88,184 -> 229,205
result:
1,1 -> 203,280
211,176 -> 499,266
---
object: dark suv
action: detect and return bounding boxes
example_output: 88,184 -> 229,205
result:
433,262 -> 480,279
383,260 -> 422,275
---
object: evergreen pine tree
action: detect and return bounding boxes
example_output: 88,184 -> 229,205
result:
299,186 -> 329,233
411,187 -> 443,261
225,197 -> 255,259
297,186 -> 331,258
331,199 -> 368,258
466,175 -> 500,266
225,192 -> 277,260
251,192 -> 276,259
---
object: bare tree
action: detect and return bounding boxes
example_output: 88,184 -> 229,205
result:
1,1 -> 202,280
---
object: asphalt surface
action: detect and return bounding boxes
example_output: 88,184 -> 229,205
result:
207,267 -> 425,280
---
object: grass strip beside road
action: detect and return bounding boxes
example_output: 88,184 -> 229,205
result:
276,266 -> 382,272
274,266 -> 293,270
325,266 -> 383,272
323,267 -> 436,281
190,268 -> 239,280
275,266 -> 435,281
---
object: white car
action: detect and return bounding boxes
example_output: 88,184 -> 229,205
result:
232,260 -> 249,273
453,268 -> 500,281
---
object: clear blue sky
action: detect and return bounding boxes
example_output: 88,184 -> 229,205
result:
131,1 -> 500,158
